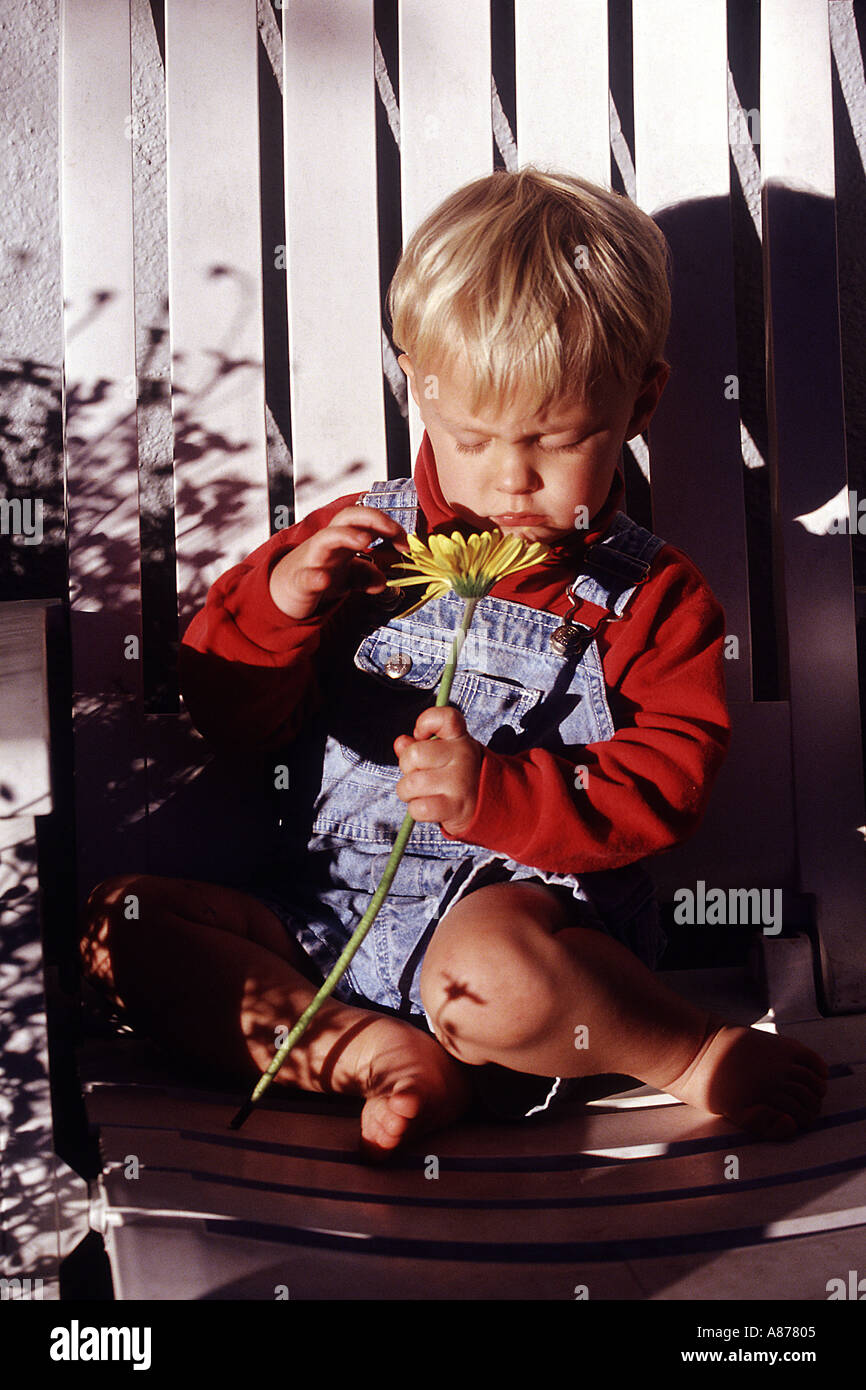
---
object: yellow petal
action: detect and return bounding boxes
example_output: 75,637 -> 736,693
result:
382,525 -> 550,604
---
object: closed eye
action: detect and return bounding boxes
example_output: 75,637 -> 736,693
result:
454,440 -> 584,455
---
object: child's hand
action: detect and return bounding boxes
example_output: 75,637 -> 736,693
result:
268,507 -> 408,620
393,705 -> 482,836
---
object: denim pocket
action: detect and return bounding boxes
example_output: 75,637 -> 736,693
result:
338,627 -> 542,780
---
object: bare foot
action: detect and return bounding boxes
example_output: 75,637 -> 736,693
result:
661,1014 -> 829,1140
339,1015 -> 474,1162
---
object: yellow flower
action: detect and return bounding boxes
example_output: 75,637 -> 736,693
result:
387,528 -> 550,616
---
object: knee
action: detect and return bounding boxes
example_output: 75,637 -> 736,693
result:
419,899 -> 563,1061
79,873 -> 150,981
81,873 -> 146,934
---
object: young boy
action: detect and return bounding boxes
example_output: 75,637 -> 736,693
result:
80,167 -> 827,1160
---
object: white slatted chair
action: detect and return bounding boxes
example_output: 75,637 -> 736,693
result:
31,0 -> 866,1298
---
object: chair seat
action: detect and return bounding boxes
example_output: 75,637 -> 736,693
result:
76,1002 -> 866,1300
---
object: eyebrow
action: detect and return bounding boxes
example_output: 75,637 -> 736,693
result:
441,417 -> 593,437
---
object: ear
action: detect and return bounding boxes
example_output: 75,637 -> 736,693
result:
624,360 -> 671,440
397,354 -> 421,407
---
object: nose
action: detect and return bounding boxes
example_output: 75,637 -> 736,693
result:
495,445 -> 541,498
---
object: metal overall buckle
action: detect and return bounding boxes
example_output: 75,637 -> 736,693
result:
549,567 -> 651,658
549,605 -> 609,658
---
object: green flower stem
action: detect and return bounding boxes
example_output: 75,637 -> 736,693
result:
229,595 -> 479,1129
437,596 -> 477,706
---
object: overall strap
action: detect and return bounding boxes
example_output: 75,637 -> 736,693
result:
355,476 -> 419,539
548,513 -> 667,660
568,511 -> 666,617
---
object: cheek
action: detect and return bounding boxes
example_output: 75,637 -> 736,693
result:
590,475 -> 611,508
561,472 -> 613,523
583,456 -> 619,504
437,454 -> 476,499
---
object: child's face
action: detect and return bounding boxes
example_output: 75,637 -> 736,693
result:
398,352 -> 669,542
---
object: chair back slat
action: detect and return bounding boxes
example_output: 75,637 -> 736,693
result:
761,0 -> 866,1009
0,603 -> 54,819
633,0 -> 753,702
399,0 -> 494,457
60,0 -> 142,700
282,0 -> 386,520
514,0 -> 610,185
60,0 -> 148,907
164,0 -> 270,625
635,0 -> 732,204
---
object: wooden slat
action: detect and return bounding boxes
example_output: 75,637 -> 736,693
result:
779,1018 -> 866,1069
100,1212 -> 866,1300
83,1054 -> 863,1170
69,700 -> 154,910
0,602 -> 53,818
0,818 -> 51,1288
60,0 -> 148,909
399,0 -> 493,462
164,0 -> 270,628
88,1085 -> 866,1210
59,0 -> 142,698
514,0 -> 610,186
633,0 -> 752,701
95,1159 -> 866,1254
281,0 -> 385,520
627,1223 -> 866,1302
100,1214 -> 648,1300
1,815 -> 91,1299
761,0 -> 866,1011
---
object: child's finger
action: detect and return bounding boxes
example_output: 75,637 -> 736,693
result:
310,523 -> 394,565
393,734 -> 447,767
394,731 -> 458,772
293,566 -> 335,595
412,704 -> 468,741
329,508 -> 408,550
294,557 -> 374,596
343,556 -> 388,591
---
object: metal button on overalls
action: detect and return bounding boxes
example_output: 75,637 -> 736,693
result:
384,653 -> 412,678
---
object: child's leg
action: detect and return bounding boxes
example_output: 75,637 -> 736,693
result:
419,881 -> 828,1140
80,874 -> 473,1157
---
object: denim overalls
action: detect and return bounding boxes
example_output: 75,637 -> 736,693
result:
248,476 -> 669,1081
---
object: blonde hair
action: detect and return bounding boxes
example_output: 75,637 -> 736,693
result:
387,165 -> 672,417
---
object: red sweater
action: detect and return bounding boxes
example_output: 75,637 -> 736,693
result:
179,433 -> 731,875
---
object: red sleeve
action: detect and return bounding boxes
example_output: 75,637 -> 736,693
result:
177,491 -> 365,754
439,545 -> 732,872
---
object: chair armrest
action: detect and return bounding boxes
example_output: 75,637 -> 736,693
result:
0,599 -> 59,819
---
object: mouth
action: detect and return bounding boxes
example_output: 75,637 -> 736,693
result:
491,514 -> 547,527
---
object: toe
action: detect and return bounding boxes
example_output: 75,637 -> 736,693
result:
790,1061 -> 828,1097
734,1104 -> 798,1141
387,1083 -> 424,1120
779,1076 -> 824,1114
762,1110 -> 799,1140
359,1086 -> 424,1158
381,1104 -> 412,1137
360,1098 -> 402,1151
358,1134 -> 395,1165
793,1045 -> 829,1080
